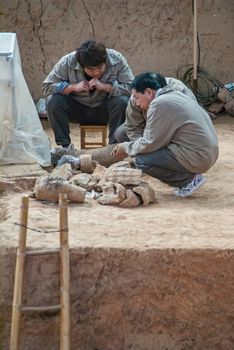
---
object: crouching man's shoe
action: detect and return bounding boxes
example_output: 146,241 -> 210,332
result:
174,174 -> 206,198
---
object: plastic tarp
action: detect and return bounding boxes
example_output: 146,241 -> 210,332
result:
0,32 -> 51,166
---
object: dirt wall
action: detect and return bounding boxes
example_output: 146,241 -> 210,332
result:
0,0 -> 234,100
1,246 -> 234,350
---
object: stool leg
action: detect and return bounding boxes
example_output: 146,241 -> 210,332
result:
80,128 -> 85,149
102,128 -> 107,146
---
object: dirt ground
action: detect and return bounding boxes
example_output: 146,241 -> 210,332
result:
0,115 -> 234,251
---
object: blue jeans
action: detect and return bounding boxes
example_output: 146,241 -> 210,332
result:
135,148 -> 194,188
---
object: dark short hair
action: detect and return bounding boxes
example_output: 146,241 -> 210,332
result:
76,40 -> 107,67
131,72 -> 167,93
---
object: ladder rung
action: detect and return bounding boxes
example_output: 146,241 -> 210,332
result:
21,305 -> 61,313
26,249 -> 60,256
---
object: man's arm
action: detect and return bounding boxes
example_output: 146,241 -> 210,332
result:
123,98 -> 175,157
109,53 -> 134,97
42,55 -> 91,96
125,95 -> 146,141
42,56 -> 71,97
61,81 -> 90,94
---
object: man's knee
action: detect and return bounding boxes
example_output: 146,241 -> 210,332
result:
135,154 -> 147,165
46,94 -> 68,112
135,155 -> 151,170
108,95 -> 129,112
114,123 -> 130,143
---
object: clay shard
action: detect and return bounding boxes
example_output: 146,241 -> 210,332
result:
33,175 -> 86,203
51,163 -> 73,180
102,167 -> 142,186
71,173 -> 98,191
132,182 -> 156,205
79,154 -> 94,173
119,189 -> 141,208
51,144 -> 121,168
98,182 -> 126,205
108,161 -> 131,169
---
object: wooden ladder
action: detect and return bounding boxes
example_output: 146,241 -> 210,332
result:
10,194 -> 70,350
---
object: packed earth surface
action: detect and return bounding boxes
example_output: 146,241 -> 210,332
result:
0,115 -> 234,250
0,115 -> 234,350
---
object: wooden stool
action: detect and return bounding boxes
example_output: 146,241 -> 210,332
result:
80,124 -> 107,149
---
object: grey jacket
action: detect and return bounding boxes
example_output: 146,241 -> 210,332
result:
125,77 -> 196,141
124,84 -> 219,173
42,49 -> 134,108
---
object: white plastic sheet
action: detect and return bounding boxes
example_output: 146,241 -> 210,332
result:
0,33 -> 51,166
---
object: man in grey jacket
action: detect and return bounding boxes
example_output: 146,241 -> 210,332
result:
114,76 -> 197,143
112,72 -> 219,197
42,39 -> 134,147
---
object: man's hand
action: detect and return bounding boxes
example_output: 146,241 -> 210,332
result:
62,80 -> 112,95
111,143 -> 128,160
72,81 -> 90,92
62,81 -> 90,94
89,78 -> 112,93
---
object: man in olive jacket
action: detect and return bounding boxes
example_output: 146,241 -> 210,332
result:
112,72 -> 219,198
42,39 -> 134,146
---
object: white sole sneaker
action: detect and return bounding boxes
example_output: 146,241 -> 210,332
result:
174,174 -> 206,198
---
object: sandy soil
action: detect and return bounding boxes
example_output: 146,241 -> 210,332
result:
0,115 -> 234,250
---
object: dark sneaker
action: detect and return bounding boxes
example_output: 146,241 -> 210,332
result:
50,144 -> 74,155
174,174 -> 206,198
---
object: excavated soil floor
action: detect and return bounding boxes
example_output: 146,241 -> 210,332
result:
1,115 -> 234,350
0,115 -> 234,250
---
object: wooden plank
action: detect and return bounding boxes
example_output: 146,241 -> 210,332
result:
21,305 -> 61,313
59,193 -> 70,350
10,196 -> 29,350
26,249 -> 60,256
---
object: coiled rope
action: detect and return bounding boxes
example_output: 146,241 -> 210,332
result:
177,64 -> 224,107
